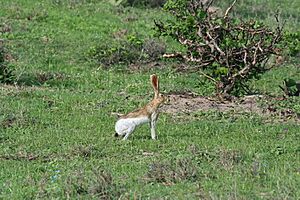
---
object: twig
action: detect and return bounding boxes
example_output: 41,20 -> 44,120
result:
163,52 -> 182,58
197,26 -> 215,53
199,70 -> 217,83
205,0 -> 215,13
243,50 -> 247,65
206,31 -> 225,56
224,0 -> 237,19
252,40 -> 262,65
163,52 -> 204,63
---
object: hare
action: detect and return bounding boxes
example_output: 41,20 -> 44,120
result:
115,74 -> 166,140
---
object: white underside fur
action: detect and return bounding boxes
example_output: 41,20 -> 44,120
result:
115,116 -> 150,135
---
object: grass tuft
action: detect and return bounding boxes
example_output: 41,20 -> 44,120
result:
146,157 -> 198,184
65,168 -> 124,199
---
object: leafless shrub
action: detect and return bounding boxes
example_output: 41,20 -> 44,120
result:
146,163 -> 173,184
175,158 -> 198,181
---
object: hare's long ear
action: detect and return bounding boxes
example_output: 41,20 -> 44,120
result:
151,74 -> 159,98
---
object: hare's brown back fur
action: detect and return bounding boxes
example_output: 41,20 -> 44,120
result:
120,98 -> 164,119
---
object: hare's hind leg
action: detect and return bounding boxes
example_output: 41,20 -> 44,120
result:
123,126 -> 135,140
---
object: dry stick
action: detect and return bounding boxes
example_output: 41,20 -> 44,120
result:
205,16 -> 226,57
272,13 -> 285,46
178,37 -> 206,48
206,31 -> 225,56
252,47 -> 258,65
197,26 -> 215,53
233,63 -> 252,80
162,52 -> 204,63
162,52 -> 184,59
183,55 -> 203,62
198,70 -> 217,83
205,0 -> 215,13
252,40 -> 262,65
224,68 -> 246,94
192,57 -> 204,63
189,0 -> 198,17
224,0 -> 237,19
243,50 -> 247,65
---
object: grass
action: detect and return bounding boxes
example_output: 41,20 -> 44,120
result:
0,0 -> 299,199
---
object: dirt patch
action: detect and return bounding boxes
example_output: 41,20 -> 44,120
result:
161,92 -> 262,114
161,92 -> 300,122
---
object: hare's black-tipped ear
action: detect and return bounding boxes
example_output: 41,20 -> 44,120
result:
151,74 -> 159,96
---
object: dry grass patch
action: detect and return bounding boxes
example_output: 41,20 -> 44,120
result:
145,158 -> 198,185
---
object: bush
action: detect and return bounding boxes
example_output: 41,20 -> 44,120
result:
87,35 -> 165,68
155,0 -> 284,98
283,31 -> 300,57
0,41 -> 14,84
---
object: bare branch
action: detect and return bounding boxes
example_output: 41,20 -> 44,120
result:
199,70 -> 217,83
197,26 -> 215,53
224,0 -> 237,19
206,31 -> 225,56
243,50 -> 247,65
205,0 -> 215,13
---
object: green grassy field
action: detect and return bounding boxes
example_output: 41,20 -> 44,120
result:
0,0 -> 299,199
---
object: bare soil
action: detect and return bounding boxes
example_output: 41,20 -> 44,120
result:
162,91 -> 262,114
161,91 -> 300,122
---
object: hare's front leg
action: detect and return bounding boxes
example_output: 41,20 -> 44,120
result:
150,113 -> 158,140
150,120 -> 156,140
